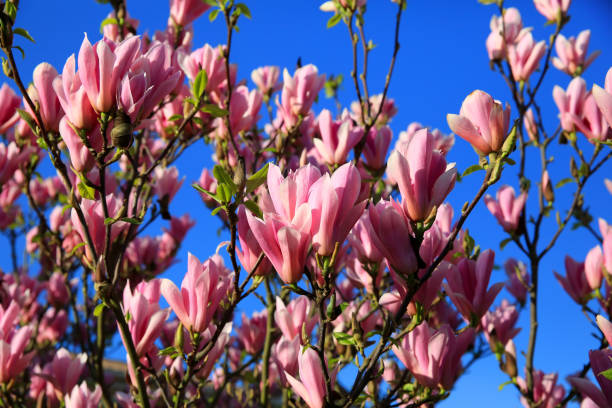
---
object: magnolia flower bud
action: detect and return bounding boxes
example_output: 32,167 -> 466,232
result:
111,111 -> 133,148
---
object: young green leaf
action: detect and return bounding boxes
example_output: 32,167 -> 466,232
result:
193,69 -> 208,99
246,162 -> 269,193
201,104 -> 229,117
13,28 -> 35,43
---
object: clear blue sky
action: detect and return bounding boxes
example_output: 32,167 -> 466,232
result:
5,0 -> 612,406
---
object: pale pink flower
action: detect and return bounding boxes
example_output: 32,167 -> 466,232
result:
481,299 -> 521,347
153,166 -> 184,203
314,109 -> 363,166
236,205 -> 272,276
447,90 -> 511,155
274,296 -> 317,341
53,55 -> 97,130
593,68 -> 612,128
308,163 -> 366,255
554,255 -> 590,304
552,76 -> 588,132
161,253 -> 231,333
504,258 -> 529,305
251,66 -> 282,96
387,128 -> 456,221
0,84 -> 21,134
508,32 -> 546,82
236,310 -> 267,354
65,382 -> 102,408
30,63 -> 63,132
553,30 -> 599,76
484,185 -> 527,233
170,0 -> 211,26
533,0 -> 571,22
285,347 -> 333,408
78,34 -> 141,113
278,65 -> 325,129
445,249 -> 504,323
362,125 -> 392,170
485,8 -> 528,60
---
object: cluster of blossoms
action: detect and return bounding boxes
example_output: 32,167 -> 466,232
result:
0,0 -> 608,407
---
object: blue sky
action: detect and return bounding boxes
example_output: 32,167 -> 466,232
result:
5,0 -> 612,406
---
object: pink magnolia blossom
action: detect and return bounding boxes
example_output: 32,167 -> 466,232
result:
197,168 -> 219,208
196,323 -> 232,379
278,65 -> 325,129
585,246 -> 604,291
70,194 -> 129,261
225,85 -> 263,135
102,11 -> 139,42
236,205 -> 272,276
552,76 -> 588,132
246,209 -> 312,283
484,185 -> 527,233
118,41 -> 181,123
348,213 -> 384,264
47,271 -> 69,306
445,249 -> 504,323
170,0 -> 210,26
273,336 -> 300,384
593,68 -> 612,128
58,116 -> 105,173
553,30 -> 600,76
0,83 -> 21,134
367,198 -> 417,275
350,94 -> 398,127
344,255 -> 383,294
0,302 -> 34,383
43,348 -> 88,396
314,110 -> 363,166
160,253 -> 231,333
508,32 -> 546,82
447,90 -> 511,155
504,258 -> 529,305
596,315 -> 612,346
485,8 -> 528,60
573,93 -> 612,142
30,63 -> 64,132
275,296 -> 317,341
387,128 -> 456,222
481,299 -> 521,347
251,66 -> 282,96
588,349 -> 612,405
0,142 -> 26,184
362,125 -> 392,170
396,122 -> 454,156
285,347 -> 333,408
601,219 -> 612,274
524,108 -> 539,142
554,255 -> 590,304
65,382 -> 102,408
567,376 -> 612,408
36,308 -> 68,343
153,166 -> 184,203
78,34 -> 141,113
533,0 -> 571,22
121,279 -> 169,356
518,370 -> 565,408
391,322 -> 470,389
236,310 -> 267,354
178,44 -> 230,98
53,55 -> 97,130
320,0 -> 366,12
308,163 -> 366,256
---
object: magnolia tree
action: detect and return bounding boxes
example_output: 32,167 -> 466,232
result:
0,0 -> 609,406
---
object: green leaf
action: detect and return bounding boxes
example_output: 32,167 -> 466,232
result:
17,109 -> 37,134
217,183 -> 232,203
235,3 -> 251,18
104,217 -> 115,225
499,237 -> 512,250
12,45 -> 25,59
93,303 -> 106,317
327,13 -> 342,29
478,0 -> 498,4
99,18 -> 118,33
13,28 -> 35,43
68,242 -> 86,257
211,206 -> 225,216
201,104 -> 229,117
498,379 -> 513,391
158,346 -> 178,357
243,199 -> 262,219
192,183 -> 221,203
600,367 -> 612,381
168,114 -> 183,122
462,164 -> 484,177
209,8 -> 220,21
213,165 -> 237,193
193,69 -> 208,99
332,332 -> 356,346
555,177 -> 574,189
246,163 -> 269,193
77,182 -> 95,200
202,0 -> 218,6
120,217 -> 142,225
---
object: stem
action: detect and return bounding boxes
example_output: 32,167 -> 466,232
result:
260,277 -> 275,407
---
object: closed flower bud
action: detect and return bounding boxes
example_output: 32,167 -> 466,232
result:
111,111 -> 133,148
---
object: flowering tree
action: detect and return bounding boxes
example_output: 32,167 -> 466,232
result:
0,0 -> 609,407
